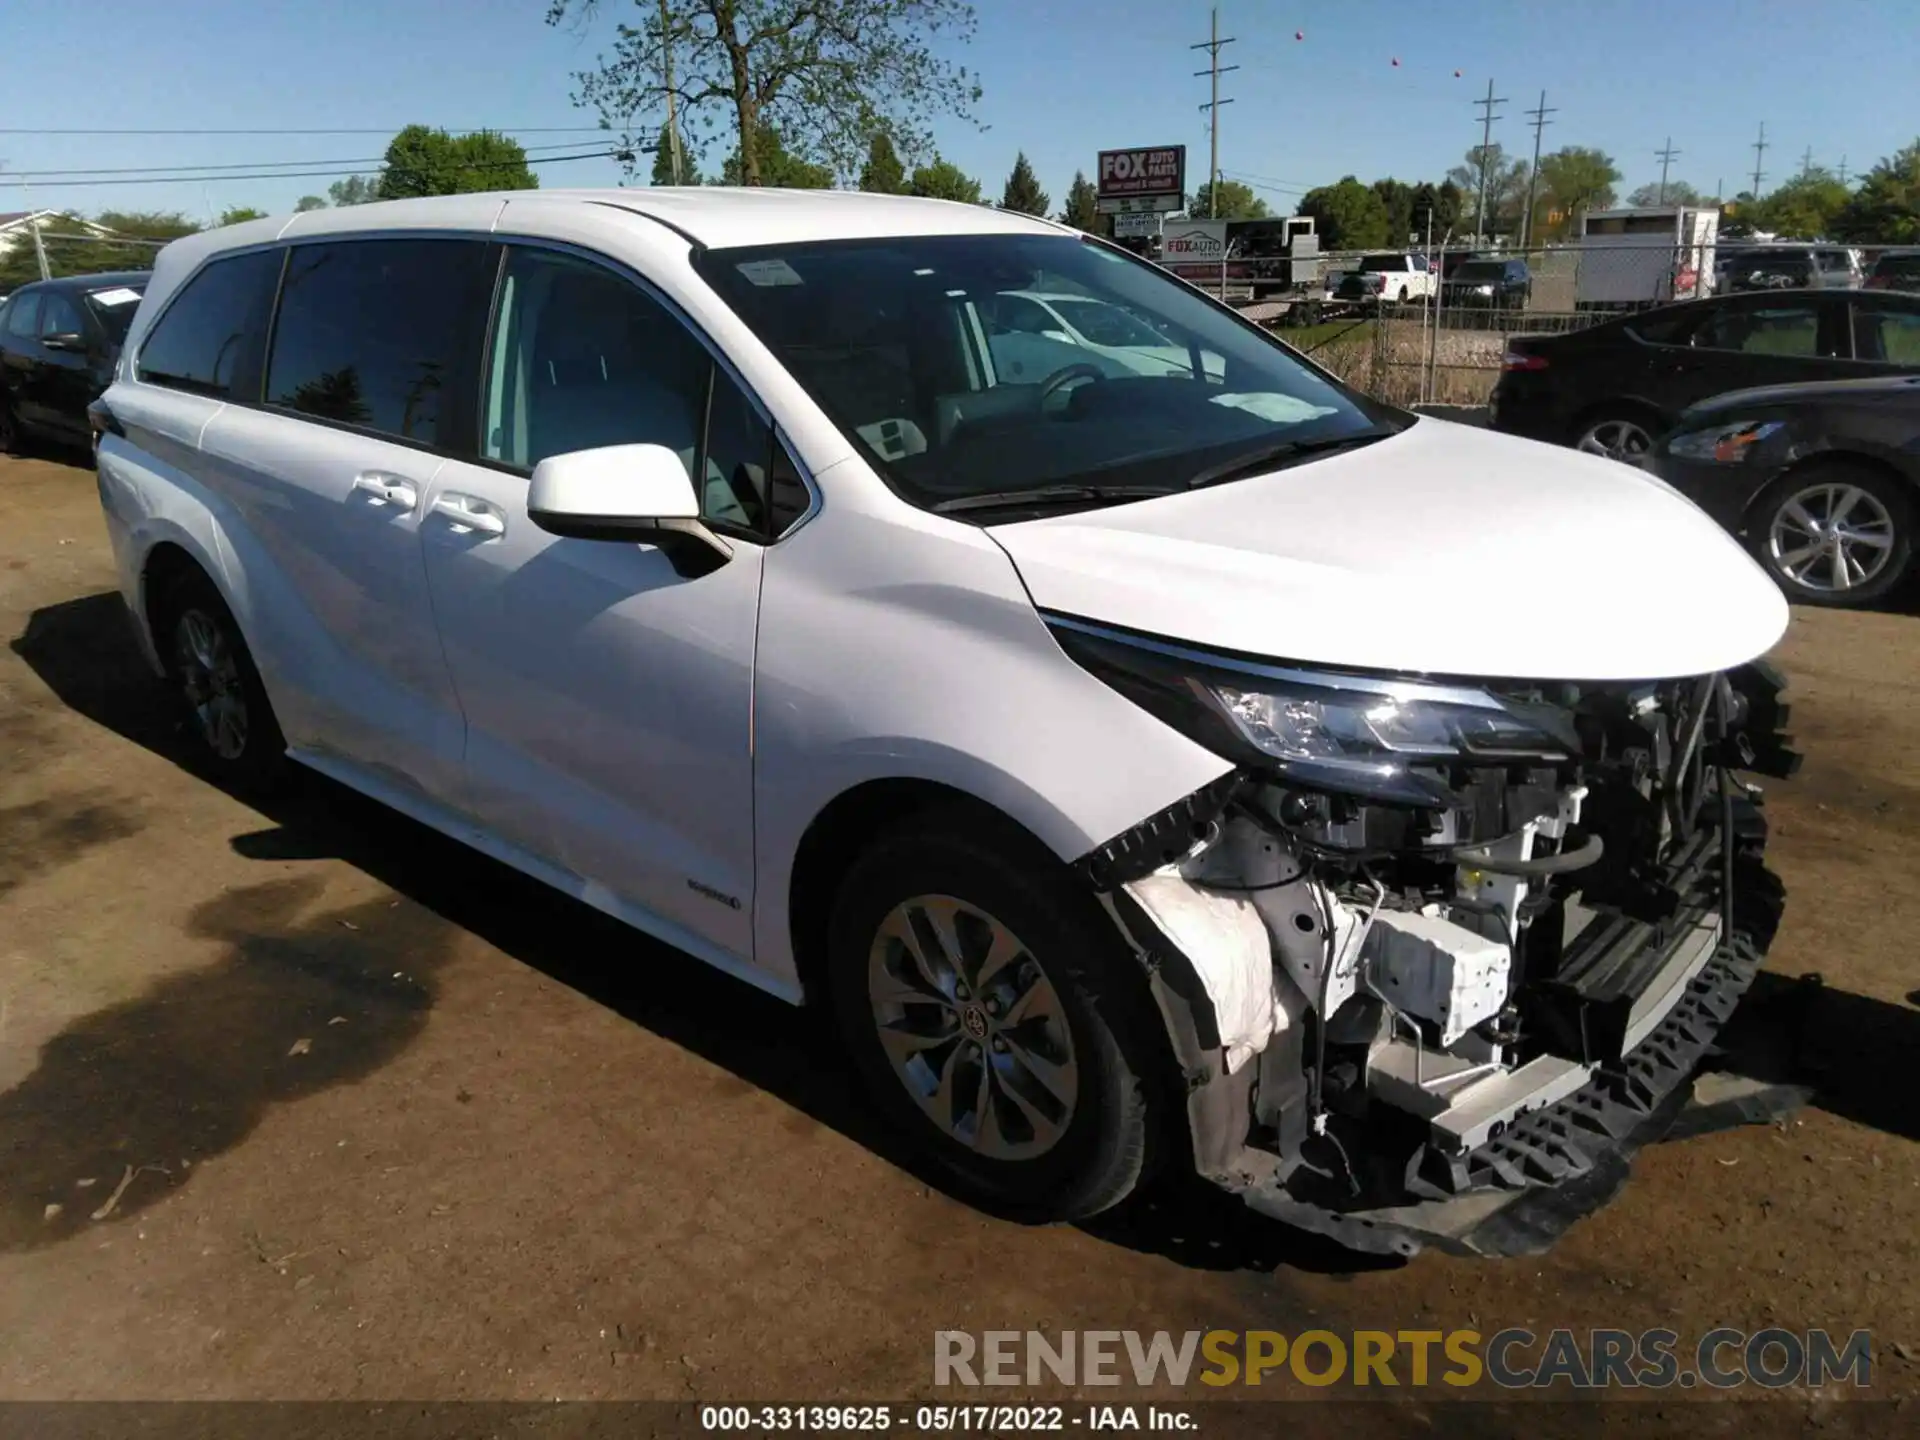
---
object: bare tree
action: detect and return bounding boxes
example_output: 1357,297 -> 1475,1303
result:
547,0 -> 981,186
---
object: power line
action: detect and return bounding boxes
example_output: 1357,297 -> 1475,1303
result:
0,149 -> 622,191
1472,78 -> 1508,246
0,140 -> 609,182
1191,6 -> 1238,217
1750,121 -> 1768,197
1655,137 -> 1681,205
1520,90 -> 1555,247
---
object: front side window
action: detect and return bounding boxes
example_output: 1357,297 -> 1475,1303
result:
267,238 -> 493,445
85,284 -> 146,345
1692,304 -> 1830,357
694,232 -> 1388,512
484,246 -> 799,539
137,249 -> 283,399
38,292 -> 85,340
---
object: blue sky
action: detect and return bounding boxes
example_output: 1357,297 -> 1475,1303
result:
4,0 -> 1914,227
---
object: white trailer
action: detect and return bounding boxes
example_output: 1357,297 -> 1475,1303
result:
1574,206 -> 1720,308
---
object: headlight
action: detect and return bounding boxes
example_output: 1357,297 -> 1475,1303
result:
1666,419 -> 1784,463
1048,618 -> 1576,807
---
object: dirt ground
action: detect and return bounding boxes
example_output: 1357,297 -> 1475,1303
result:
1,448 -> 1916,1432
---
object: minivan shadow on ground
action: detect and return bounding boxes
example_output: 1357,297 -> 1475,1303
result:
10,587 -> 1393,1277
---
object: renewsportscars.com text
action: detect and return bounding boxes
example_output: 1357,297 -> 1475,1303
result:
933,1328 -> 1874,1391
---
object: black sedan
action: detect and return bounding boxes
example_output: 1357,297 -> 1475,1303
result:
1491,287 -> 1920,463
0,271 -> 148,454
1646,374 -> 1917,606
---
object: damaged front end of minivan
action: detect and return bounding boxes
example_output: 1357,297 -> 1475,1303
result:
1054,615 -> 1799,1259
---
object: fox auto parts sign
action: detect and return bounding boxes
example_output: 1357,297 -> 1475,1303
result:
1097,146 -> 1185,213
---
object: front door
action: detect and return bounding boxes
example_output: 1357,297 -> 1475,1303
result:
420,243 -> 773,962
26,290 -> 95,443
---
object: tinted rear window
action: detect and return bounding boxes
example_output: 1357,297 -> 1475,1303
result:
1359,254 -> 1408,271
137,250 -> 283,399
266,238 -> 494,446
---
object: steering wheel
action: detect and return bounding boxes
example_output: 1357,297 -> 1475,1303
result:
1037,362 -> 1107,407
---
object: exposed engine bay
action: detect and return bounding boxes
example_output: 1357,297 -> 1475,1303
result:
1058,620 -> 1799,1258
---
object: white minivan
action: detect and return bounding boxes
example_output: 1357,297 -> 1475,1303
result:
93,189 -> 1798,1256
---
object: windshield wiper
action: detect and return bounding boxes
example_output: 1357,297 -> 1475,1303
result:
929,483 -> 1175,515
1184,430 -> 1393,490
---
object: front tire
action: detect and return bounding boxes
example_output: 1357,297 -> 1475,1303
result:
1750,462 -> 1912,606
152,567 -> 290,794
827,811 -> 1163,1221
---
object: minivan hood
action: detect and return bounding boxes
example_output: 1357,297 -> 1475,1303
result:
990,418 -> 1789,682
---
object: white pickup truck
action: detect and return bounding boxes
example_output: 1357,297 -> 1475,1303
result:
1333,251 -> 1438,304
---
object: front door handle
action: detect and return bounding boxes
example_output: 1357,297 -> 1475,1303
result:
351,471 -> 419,509
431,492 -> 507,536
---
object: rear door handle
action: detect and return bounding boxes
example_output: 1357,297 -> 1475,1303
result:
351,471 -> 419,509
431,492 -> 507,536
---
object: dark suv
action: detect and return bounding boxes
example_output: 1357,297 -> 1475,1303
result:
1718,244 -> 1860,293
1866,248 -> 1920,294
0,271 -> 148,452
1443,257 -> 1530,310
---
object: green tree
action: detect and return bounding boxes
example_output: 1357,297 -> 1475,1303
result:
1536,146 -> 1621,237
1,209 -> 202,287
651,119 -> 701,184
1749,167 -> 1850,239
294,195 -> 328,212
1409,181 -> 1462,238
1627,179 -> 1708,208
549,0 -> 982,187
1834,138 -> 1920,242
720,124 -> 833,187
218,206 -> 268,226
908,156 -> 982,204
1189,179 -> 1268,220
377,126 -> 539,199
859,133 -> 907,193
1059,170 -> 1099,231
1370,178 -> 1414,245
328,175 -> 380,207
1448,144 -> 1528,236
1298,176 -> 1389,250
998,151 -> 1049,216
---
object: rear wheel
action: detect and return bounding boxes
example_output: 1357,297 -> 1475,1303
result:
827,811 -> 1164,1221
1573,409 -> 1658,465
152,567 -> 290,794
1750,462 -> 1912,606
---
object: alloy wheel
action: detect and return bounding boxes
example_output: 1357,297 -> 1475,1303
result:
174,608 -> 250,760
1767,481 -> 1897,594
866,894 -> 1079,1161
1576,418 -> 1654,464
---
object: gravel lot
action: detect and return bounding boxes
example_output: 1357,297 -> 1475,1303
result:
1,448 -> 1916,1432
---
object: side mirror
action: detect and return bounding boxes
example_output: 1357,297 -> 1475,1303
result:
42,331 -> 87,354
527,443 -> 732,576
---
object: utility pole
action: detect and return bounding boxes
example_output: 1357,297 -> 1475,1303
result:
1655,138 -> 1681,205
22,180 -> 51,280
1799,145 -> 1814,179
1191,7 -> 1238,218
1519,90 -> 1554,248
659,0 -> 685,184
1750,121 -> 1769,197
1473,78 -> 1508,247
1838,155 -> 1849,187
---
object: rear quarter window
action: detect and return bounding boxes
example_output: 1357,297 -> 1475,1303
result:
137,249 -> 286,400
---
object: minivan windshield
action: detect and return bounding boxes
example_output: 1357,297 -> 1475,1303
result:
696,233 -> 1392,512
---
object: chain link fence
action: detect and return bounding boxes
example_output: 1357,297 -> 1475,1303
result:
1214,236 -> 1892,409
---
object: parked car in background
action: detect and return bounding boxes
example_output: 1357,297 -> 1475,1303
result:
1865,248 -> 1920,293
1334,252 -> 1436,304
0,271 -> 148,453
1491,287 -> 1920,462
90,189 -> 1795,1258
984,290 -> 1224,381
1442,257 -> 1530,310
1718,244 -> 1861,293
1647,374 -> 1919,605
